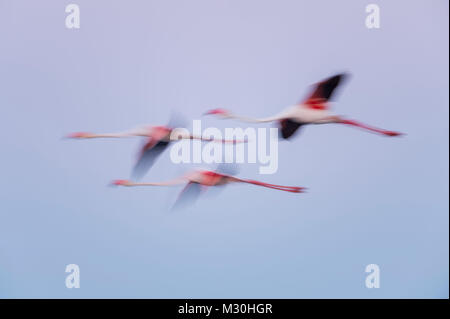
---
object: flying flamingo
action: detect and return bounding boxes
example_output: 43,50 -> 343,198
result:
112,169 -> 304,208
204,73 -> 403,139
67,123 -> 244,179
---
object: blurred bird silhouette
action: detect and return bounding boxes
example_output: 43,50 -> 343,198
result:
112,168 -> 305,209
205,73 -> 403,139
67,115 -> 244,180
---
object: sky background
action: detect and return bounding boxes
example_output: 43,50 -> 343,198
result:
0,0 -> 448,298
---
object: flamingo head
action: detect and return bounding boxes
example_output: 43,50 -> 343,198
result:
203,108 -> 231,118
66,132 -> 93,139
111,179 -> 131,186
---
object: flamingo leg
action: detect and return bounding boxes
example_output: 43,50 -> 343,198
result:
188,135 -> 247,144
339,119 -> 403,137
235,178 -> 305,193
169,129 -> 247,144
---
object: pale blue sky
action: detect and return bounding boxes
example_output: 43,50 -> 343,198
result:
0,0 -> 448,298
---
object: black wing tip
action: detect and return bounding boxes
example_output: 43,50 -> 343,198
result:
327,72 -> 351,85
315,72 -> 351,101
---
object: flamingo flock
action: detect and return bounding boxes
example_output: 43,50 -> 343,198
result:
67,73 -> 403,209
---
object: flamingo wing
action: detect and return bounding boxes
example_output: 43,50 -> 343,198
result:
302,73 -> 349,109
132,139 -> 169,180
172,182 -> 204,210
215,162 -> 239,176
279,119 -> 303,139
